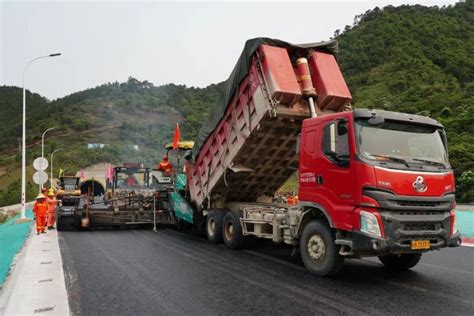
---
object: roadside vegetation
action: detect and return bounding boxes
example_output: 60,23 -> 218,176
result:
0,1 -> 472,206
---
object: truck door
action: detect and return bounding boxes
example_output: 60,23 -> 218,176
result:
300,116 -> 356,230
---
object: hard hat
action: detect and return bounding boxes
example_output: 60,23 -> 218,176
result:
48,189 -> 55,197
36,193 -> 46,200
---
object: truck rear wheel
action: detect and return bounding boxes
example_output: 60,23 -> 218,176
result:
222,211 -> 244,249
300,220 -> 343,277
378,253 -> 422,271
206,210 -> 224,243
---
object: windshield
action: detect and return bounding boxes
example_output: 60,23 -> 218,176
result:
63,178 -> 78,190
355,119 -> 448,165
116,170 -> 147,187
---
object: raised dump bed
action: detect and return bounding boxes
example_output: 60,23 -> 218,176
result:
186,38 -> 351,209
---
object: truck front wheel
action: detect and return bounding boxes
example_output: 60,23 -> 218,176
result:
206,210 -> 224,243
378,253 -> 422,271
300,220 -> 343,277
222,211 -> 244,249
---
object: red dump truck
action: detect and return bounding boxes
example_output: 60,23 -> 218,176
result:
171,38 -> 461,276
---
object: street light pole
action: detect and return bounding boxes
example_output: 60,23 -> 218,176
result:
40,126 -> 58,191
20,53 -> 61,219
50,149 -> 63,189
42,127 -> 57,160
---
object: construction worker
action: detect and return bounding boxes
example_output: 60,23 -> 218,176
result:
157,154 -> 174,175
287,195 -> 295,205
46,189 -> 58,229
126,173 -> 138,186
33,194 -> 48,235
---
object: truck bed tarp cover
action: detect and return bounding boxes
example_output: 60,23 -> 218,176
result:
193,37 -> 338,158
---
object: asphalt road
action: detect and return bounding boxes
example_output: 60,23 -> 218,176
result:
59,228 -> 474,316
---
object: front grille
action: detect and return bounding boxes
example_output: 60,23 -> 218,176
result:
397,211 -> 439,216
397,201 -> 440,208
400,222 -> 439,232
380,209 -> 451,248
363,189 -> 454,212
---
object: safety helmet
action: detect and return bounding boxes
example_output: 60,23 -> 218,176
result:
36,193 -> 46,200
48,189 -> 55,197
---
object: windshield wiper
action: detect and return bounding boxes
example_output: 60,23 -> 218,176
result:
412,158 -> 446,168
370,154 -> 411,167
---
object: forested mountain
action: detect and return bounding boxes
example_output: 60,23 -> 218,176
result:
0,81 -> 224,205
0,0 -> 472,206
336,0 -> 473,201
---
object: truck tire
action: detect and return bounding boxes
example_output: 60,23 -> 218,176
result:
206,210 -> 224,243
222,210 -> 244,249
300,220 -> 343,277
379,253 -> 422,271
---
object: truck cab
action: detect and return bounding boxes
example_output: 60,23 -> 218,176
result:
299,109 -> 460,263
299,109 -> 461,274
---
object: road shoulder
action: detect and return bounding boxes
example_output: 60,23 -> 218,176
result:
0,227 -> 69,315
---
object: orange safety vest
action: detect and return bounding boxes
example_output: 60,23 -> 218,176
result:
158,161 -> 173,173
46,197 -> 58,213
33,201 -> 49,216
287,196 -> 294,205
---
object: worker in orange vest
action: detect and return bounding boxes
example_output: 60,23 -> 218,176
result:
287,195 -> 294,205
46,189 -> 58,229
33,194 -> 48,235
157,154 -> 174,175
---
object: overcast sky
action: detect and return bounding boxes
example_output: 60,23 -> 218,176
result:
0,0 -> 459,100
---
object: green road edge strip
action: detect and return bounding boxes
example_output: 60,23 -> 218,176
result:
0,209 -> 34,288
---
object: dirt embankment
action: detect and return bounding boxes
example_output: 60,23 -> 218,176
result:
0,203 -> 33,224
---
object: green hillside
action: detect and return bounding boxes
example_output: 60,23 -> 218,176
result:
0,80 -> 224,206
336,0 -> 473,201
0,0 -> 473,206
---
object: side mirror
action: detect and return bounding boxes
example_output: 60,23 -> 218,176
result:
337,121 -> 348,136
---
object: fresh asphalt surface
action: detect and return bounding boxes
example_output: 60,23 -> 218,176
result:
59,227 -> 474,315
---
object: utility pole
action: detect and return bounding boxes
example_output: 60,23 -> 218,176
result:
20,53 -> 61,219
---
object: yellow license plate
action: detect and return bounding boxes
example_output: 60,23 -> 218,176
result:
411,240 -> 430,250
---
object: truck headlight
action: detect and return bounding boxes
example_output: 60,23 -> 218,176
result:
360,211 -> 382,238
